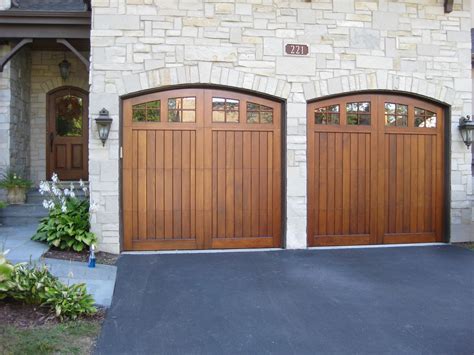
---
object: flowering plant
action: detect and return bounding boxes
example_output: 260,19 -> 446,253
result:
32,173 -> 97,252
0,169 -> 32,189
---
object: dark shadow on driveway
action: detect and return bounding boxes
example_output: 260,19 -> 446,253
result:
96,246 -> 474,354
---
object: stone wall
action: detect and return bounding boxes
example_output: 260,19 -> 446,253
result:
9,48 -> 31,179
0,0 -> 10,11
29,51 -> 89,184
89,0 -> 473,253
0,44 -> 11,200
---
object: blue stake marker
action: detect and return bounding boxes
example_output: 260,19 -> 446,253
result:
88,244 -> 96,268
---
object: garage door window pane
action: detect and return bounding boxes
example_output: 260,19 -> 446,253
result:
385,103 -> 407,127
315,104 -> 340,125
247,102 -> 273,124
168,97 -> 196,122
212,97 -> 240,123
345,102 -> 371,125
132,100 -> 161,122
415,107 -> 437,128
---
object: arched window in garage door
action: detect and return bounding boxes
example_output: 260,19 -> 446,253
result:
307,94 -> 445,246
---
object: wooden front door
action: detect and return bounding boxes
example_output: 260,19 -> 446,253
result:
307,94 -> 445,246
47,87 -> 89,181
123,88 -> 282,251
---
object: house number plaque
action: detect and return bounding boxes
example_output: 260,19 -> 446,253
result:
285,43 -> 309,56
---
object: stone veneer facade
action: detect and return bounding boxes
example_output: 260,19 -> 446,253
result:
88,0 -> 473,253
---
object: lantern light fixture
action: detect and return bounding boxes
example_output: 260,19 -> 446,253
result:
95,108 -> 113,147
58,54 -> 71,81
458,115 -> 474,149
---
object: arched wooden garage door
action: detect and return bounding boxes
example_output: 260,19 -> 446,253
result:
307,94 -> 445,246
123,88 -> 282,250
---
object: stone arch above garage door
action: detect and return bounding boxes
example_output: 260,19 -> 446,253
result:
115,64 -> 292,100
302,72 -> 455,106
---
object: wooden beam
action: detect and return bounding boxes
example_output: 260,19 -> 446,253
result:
0,38 -> 33,72
56,38 -> 89,69
444,0 -> 453,13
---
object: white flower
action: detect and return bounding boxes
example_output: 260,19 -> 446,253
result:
89,201 -> 98,212
69,191 -> 75,198
82,186 -> 88,193
69,183 -> 75,192
42,200 -> 49,209
61,204 -> 67,213
48,200 -> 55,209
79,179 -> 84,187
64,188 -> 70,197
51,173 -> 59,183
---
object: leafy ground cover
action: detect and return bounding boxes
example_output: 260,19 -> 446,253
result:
0,301 -> 105,355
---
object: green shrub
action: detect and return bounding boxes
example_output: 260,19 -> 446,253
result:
3,260 -> 96,320
0,169 -> 32,189
0,200 -> 7,208
32,198 -> 96,252
44,282 -> 96,320
0,251 -> 14,299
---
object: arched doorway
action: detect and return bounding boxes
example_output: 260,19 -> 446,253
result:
122,88 -> 282,250
46,86 -> 89,181
307,93 -> 445,246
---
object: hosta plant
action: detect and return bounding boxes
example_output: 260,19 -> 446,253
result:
2,255 -> 96,320
0,250 -> 14,299
32,174 -> 97,252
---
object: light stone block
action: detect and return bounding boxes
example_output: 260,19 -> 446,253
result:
276,57 -> 316,76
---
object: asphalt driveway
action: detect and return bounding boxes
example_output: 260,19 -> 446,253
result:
96,246 -> 474,354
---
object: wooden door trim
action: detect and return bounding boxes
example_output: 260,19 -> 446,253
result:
46,86 -> 89,181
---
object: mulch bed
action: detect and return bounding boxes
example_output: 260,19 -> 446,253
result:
0,300 -> 106,329
453,242 -> 474,250
43,248 -> 118,266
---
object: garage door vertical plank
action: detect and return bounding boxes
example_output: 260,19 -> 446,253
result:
259,131 -> 268,237
319,132 -> 328,236
388,135 -> 397,234
155,131 -> 164,240
190,131 -> 196,240
410,134 -> 418,233
225,131 -> 235,238
402,134 -> 411,233
327,132 -> 335,236
242,131 -> 252,238
424,135 -> 433,232
267,132 -> 273,240
334,133 -> 343,235
234,131 -> 243,238
173,131 -> 183,239
342,132 -> 350,235
123,107 -> 133,249
365,133 -> 372,236
217,131 -> 226,238
164,130 -> 173,240
395,134 -> 404,234
357,133 -> 366,234
132,131 -> 138,241
251,131 -> 260,238
417,134 -> 425,232
349,133 -> 358,234
146,131 -> 156,240
181,130 -> 191,239
211,131 -> 218,238
138,131 -> 147,241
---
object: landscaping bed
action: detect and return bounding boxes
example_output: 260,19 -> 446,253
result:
43,248 -> 118,266
0,300 -> 105,354
454,242 -> 474,250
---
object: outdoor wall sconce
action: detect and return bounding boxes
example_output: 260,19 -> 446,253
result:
458,115 -> 474,149
95,108 -> 113,147
58,55 -> 71,81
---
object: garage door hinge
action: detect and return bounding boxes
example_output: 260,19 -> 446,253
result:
120,146 -> 123,159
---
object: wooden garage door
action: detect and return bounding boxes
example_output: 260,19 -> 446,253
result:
307,94 -> 445,246
123,88 -> 282,250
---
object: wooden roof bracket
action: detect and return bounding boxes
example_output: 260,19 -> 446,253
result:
56,38 -> 90,70
444,0 -> 453,13
0,38 -> 33,72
